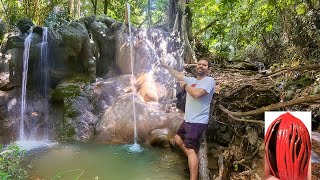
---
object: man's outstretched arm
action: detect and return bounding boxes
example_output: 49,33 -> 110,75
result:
161,61 -> 184,81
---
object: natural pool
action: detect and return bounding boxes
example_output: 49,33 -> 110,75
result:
25,142 -> 188,180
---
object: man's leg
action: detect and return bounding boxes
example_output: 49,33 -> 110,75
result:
186,147 -> 199,180
175,134 -> 199,180
174,134 -> 187,155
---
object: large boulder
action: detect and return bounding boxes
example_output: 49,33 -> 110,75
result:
89,21 -> 115,77
52,78 -> 98,141
95,93 -> 183,143
17,18 -> 34,34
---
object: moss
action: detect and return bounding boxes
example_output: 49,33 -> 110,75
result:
64,98 -> 78,118
66,73 -> 90,83
57,117 -> 76,141
66,126 -> 76,138
284,74 -> 314,90
51,82 -> 82,102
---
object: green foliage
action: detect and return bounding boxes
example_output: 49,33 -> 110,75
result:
188,0 -> 320,65
0,144 -> 28,180
44,6 -> 69,28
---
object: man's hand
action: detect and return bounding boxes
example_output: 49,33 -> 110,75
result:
159,59 -> 184,81
178,81 -> 187,89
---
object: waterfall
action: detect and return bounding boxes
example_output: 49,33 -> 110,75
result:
19,32 -> 33,140
127,3 -> 142,153
17,28 -> 53,150
40,27 -> 49,139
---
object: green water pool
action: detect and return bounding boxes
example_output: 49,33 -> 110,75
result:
26,143 -> 188,180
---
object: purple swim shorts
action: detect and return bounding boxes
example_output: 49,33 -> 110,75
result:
176,120 -> 208,151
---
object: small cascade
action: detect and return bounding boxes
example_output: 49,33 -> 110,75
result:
39,27 -> 49,140
127,3 -> 142,152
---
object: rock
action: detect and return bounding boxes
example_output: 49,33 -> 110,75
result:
89,21 -> 115,77
0,20 -> 5,40
258,141 -> 264,158
6,36 -> 25,50
231,61 -> 257,70
51,81 -> 82,102
52,79 -> 98,141
149,128 -> 170,146
136,72 -> 167,102
246,125 -> 258,146
33,26 -> 44,36
17,18 -> 34,34
63,96 -> 97,140
95,94 -> 178,143
59,22 -> 88,56
0,91 -> 8,120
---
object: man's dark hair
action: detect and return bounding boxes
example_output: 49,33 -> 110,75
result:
198,58 -> 211,67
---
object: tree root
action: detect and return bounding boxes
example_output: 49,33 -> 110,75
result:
219,94 -> 320,117
262,64 -> 320,78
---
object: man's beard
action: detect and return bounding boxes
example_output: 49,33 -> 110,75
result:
196,70 -> 206,77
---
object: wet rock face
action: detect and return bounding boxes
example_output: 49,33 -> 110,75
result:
6,20 -> 96,91
63,96 -> 98,140
2,16 -> 185,144
95,93 -> 183,143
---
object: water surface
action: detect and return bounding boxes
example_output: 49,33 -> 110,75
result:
27,143 -> 188,180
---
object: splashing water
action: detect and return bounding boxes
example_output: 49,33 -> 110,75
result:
128,143 -> 143,153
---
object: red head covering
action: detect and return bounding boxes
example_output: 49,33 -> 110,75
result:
265,112 -> 311,180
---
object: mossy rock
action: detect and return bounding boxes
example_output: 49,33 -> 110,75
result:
65,74 -> 90,83
57,117 -> 76,141
51,82 -> 82,102
58,21 -> 88,56
17,18 -> 34,34
284,74 -> 314,90
64,97 -> 78,118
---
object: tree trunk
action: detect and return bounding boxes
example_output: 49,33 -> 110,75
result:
91,0 -> 97,15
147,0 -> 152,28
168,0 -> 178,30
179,0 -> 196,64
199,132 -> 210,180
75,0 -> 81,19
33,0 -> 39,22
69,0 -> 74,18
104,0 -> 108,15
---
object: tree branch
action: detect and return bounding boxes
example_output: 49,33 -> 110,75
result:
195,20 -> 216,36
262,64 -> 320,78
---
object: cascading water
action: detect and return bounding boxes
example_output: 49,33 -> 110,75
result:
127,3 -> 142,153
20,32 -> 33,140
39,27 -> 49,140
17,28 -> 54,150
